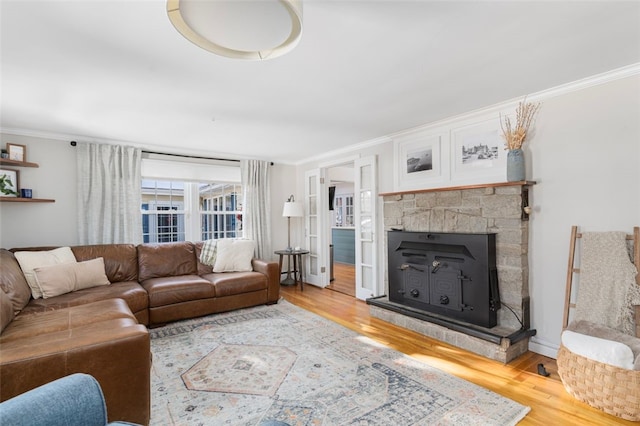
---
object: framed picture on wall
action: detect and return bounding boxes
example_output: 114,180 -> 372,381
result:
450,118 -> 506,183
6,143 -> 26,162
394,133 -> 445,191
0,168 -> 19,197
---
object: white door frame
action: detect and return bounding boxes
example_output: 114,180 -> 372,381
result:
312,155 -> 380,299
304,168 -> 327,287
354,155 -> 379,300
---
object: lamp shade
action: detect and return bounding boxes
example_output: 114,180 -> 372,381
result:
282,201 -> 304,218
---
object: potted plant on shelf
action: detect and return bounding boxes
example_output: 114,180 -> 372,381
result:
500,99 -> 541,181
0,173 -> 18,196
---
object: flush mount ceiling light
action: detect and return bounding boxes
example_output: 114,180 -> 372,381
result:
167,0 -> 303,60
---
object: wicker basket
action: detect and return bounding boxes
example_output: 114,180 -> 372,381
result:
557,344 -> 640,421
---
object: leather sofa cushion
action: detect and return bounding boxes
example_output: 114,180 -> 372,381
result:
20,281 -> 148,320
203,271 -> 267,297
1,299 -> 135,343
0,317 -> 143,363
1,291 -> 13,333
0,318 -> 150,425
137,242 -> 197,281
72,244 -> 138,283
0,250 -> 35,315
142,275 -> 215,307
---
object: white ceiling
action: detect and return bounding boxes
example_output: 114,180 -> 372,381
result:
2,1 -> 639,164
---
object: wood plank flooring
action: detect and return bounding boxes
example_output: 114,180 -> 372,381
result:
326,262 -> 355,297
280,283 -> 633,425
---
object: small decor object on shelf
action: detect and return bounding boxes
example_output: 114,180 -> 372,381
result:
0,169 -> 19,197
500,99 -> 541,182
20,188 -> 32,198
6,143 -> 26,162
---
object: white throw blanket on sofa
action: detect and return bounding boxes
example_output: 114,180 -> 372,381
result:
574,231 -> 640,336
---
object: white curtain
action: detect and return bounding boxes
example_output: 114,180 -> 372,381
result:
77,142 -> 142,245
241,160 -> 271,259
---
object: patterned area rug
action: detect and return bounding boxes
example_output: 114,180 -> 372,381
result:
150,300 -> 530,425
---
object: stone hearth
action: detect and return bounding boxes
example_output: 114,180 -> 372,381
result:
372,182 -> 535,363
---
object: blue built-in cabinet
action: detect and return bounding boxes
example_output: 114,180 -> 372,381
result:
332,227 -> 355,264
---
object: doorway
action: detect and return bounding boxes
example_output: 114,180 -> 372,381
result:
326,164 -> 356,297
303,155 -> 379,300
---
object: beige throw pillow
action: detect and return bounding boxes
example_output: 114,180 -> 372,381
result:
34,257 -> 111,299
14,247 -> 77,299
213,239 -> 256,273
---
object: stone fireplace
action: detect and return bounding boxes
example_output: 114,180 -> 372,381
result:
367,182 -> 535,363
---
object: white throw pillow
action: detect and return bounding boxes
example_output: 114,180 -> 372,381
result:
562,329 -> 635,370
14,247 -> 77,299
34,257 -> 111,299
213,239 -> 256,273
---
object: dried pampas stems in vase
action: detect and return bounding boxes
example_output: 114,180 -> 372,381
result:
501,99 -> 541,181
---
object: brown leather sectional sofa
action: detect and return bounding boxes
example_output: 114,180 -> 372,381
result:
0,241 -> 280,425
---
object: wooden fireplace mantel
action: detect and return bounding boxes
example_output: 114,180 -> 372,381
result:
379,180 -> 536,197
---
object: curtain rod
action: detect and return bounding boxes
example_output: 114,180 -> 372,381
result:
69,141 -> 273,165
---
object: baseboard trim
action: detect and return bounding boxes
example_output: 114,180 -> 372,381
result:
528,337 -> 559,359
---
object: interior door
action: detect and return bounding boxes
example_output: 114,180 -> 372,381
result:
354,155 -> 378,299
304,168 -> 327,287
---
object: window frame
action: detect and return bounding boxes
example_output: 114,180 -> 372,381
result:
141,179 -> 242,243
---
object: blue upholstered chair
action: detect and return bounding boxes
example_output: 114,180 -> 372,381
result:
0,373 -> 139,426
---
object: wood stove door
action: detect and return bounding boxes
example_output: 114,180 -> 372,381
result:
429,262 -> 463,312
399,263 -> 429,304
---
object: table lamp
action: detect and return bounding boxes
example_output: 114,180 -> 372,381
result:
282,195 -> 304,251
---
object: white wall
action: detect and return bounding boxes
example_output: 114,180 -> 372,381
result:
269,163 -> 299,260
294,72 -> 640,358
528,75 -> 640,356
0,135 -> 295,264
0,135 -> 78,248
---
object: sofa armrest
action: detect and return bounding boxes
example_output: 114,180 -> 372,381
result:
252,259 -> 280,303
1,320 -> 150,425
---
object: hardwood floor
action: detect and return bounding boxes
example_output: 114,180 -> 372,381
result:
326,262 -> 355,297
280,284 -> 632,425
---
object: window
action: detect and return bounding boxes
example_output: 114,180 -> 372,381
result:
334,194 -> 354,227
200,183 -> 243,240
141,180 -> 185,243
141,179 -> 242,243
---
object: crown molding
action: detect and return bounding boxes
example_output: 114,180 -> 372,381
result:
388,63 -> 640,140
529,62 -> 640,102
302,62 -> 640,163
3,63 -> 639,167
295,136 -> 392,166
0,127 -> 269,164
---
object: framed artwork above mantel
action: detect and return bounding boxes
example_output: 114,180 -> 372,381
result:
450,118 -> 506,183
392,114 -> 514,192
393,131 -> 447,192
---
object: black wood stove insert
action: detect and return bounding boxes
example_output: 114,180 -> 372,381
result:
386,230 -> 500,328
